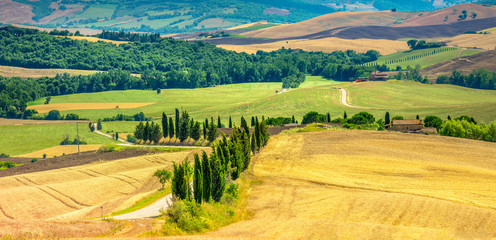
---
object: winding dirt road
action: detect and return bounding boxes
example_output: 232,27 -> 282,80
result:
111,193 -> 173,220
339,88 -> 364,108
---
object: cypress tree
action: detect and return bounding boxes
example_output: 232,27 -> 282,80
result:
189,119 -> 194,139
292,115 -> 295,123
202,122 -> 207,139
201,151 -> 211,202
255,117 -> 261,151
243,132 -> 251,170
251,116 -> 255,127
260,119 -> 269,146
134,122 -> 144,140
217,116 -> 222,128
144,121 -> 150,142
192,122 -> 201,141
179,111 -> 190,142
344,111 -> 348,119
447,115 -> 451,120
251,132 -> 256,154
168,117 -> 174,139
240,116 -> 249,136
385,112 -> 391,125
326,112 -> 331,123
229,116 -> 232,128
193,153 -> 203,203
162,112 -> 168,138
175,108 -> 180,138
416,115 -> 420,120
211,155 -> 225,202
172,158 -> 192,200
207,117 -> 218,142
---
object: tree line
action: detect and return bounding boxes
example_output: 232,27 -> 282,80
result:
172,116 -> 269,203
436,69 -> 496,90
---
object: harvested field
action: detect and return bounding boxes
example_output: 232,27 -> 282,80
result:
16,145 -> 102,158
0,118 -> 89,126
440,33 -> 496,50
394,3 -> 496,27
67,36 -> 128,45
210,131 -> 496,239
422,50 -> 496,79
0,149 -> 200,222
27,102 -> 157,113
242,11 -> 416,39
0,65 -> 99,79
218,37 -> 408,55
0,0 -> 34,24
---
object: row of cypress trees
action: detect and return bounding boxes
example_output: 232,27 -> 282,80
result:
173,116 -> 269,203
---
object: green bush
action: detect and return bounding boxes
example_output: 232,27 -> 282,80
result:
301,111 -> 326,124
0,153 -> 9,158
31,158 -> 38,163
126,134 -> 137,143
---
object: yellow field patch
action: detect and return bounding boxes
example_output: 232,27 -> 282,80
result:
16,145 -> 102,158
0,65 -> 99,78
28,102 -> 157,113
67,36 -> 128,46
0,150 -> 200,222
219,37 -> 409,55
441,33 -> 496,50
211,131 -> 496,239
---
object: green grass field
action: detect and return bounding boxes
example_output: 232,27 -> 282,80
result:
75,4 -> 116,19
0,124 -> 118,156
363,47 -> 481,69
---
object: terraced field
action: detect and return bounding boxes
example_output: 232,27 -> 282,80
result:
209,130 -> 496,239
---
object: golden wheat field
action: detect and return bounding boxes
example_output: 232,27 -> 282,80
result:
0,65 -> 99,79
0,149 -> 204,237
28,102 -> 157,114
16,145 -> 102,158
204,130 -> 496,239
441,33 -> 496,50
67,36 -> 128,46
219,37 -> 408,55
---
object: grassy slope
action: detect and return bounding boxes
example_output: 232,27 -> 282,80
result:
0,124 -> 118,155
364,47 -> 481,69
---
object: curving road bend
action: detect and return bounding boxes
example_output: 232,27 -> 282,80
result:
110,193 -> 173,220
339,88 -> 364,108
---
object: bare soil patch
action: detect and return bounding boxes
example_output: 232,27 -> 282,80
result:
16,145 -> 102,158
0,65 -> 98,79
0,0 -> 35,24
422,50 -> 496,79
0,149 -> 154,178
28,102 -> 157,113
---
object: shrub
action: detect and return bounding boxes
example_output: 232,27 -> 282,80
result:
0,161 -> 15,169
301,111 -> 326,124
98,144 -> 118,152
0,153 -> 9,158
126,134 -> 137,143
225,183 -> 239,199
31,158 -> 38,163
165,200 -> 209,233
348,112 -> 375,125
424,115 -> 443,129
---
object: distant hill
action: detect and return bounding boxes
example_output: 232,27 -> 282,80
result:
0,0 -> 477,34
393,3 -> 496,27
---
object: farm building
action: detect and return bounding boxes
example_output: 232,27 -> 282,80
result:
369,71 -> 388,81
387,119 -> 424,132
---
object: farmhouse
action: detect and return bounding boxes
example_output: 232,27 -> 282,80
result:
388,119 -> 424,132
369,71 -> 388,81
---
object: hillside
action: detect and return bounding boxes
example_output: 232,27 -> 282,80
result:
421,50 -> 496,79
210,130 -> 496,238
393,3 -> 496,27
241,11 -> 417,39
0,0 -> 477,34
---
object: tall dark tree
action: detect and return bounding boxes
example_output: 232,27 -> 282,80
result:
385,112 -> 391,125
202,122 -> 207,139
191,122 -> 201,141
178,111 -> 190,142
251,132 -> 256,154
229,116 -> 232,128
162,112 -> 168,138
210,155 -> 225,202
326,112 -> 331,123
260,119 -> 269,146
134,122 -> 144,140
193,153 -> 203,203
207,117 -> 218,142
240,116 -> 249,136
251,116 -> 255,127
144,121 -> 150,141
255,117 -> 261,151
217,116 -> 222,128
416,115 -> 420,120
172,158 -> 192,200
151,122 -> 162,143
201,151 -> 211,202
168,117 -> 174,139
344,111 -> 348,119
175,108 -> 180,138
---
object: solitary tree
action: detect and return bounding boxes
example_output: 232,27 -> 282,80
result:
153,169 -> 172,189
210,155 -> 225,202
344,111 -> 348,119
385,112 -> 391,125
115,132 -> 119,140
217,116 -> 222,128
251,116 -> 255,127
229,116 -> 232,128
175,108 -> 180,138
97,119 -> 102,130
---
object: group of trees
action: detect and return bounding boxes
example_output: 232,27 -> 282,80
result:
173,116 -> 268,203
134,121 -> 163,143
300,111 -> 376,125
102,112 -> 152,122
407,40 -> 446,51
436,69 -> 496,90
97,30 -> 162,43
439,119 -> 496,142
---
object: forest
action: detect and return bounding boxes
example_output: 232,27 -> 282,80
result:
0,27 -> 380,119
436,69 -> 496,90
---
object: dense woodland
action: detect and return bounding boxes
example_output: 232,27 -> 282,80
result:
0,27 -> 379,119
436,69 -> 496,90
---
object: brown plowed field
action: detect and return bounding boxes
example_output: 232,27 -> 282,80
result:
207,131 -> 496,239
0,118 -> 89,126
0,65 -> 99,79
421,50 -> 496,79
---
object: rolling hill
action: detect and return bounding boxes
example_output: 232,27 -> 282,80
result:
421,50 -> 496,79
210,130 -> 496,239
0,0 -> 478,34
